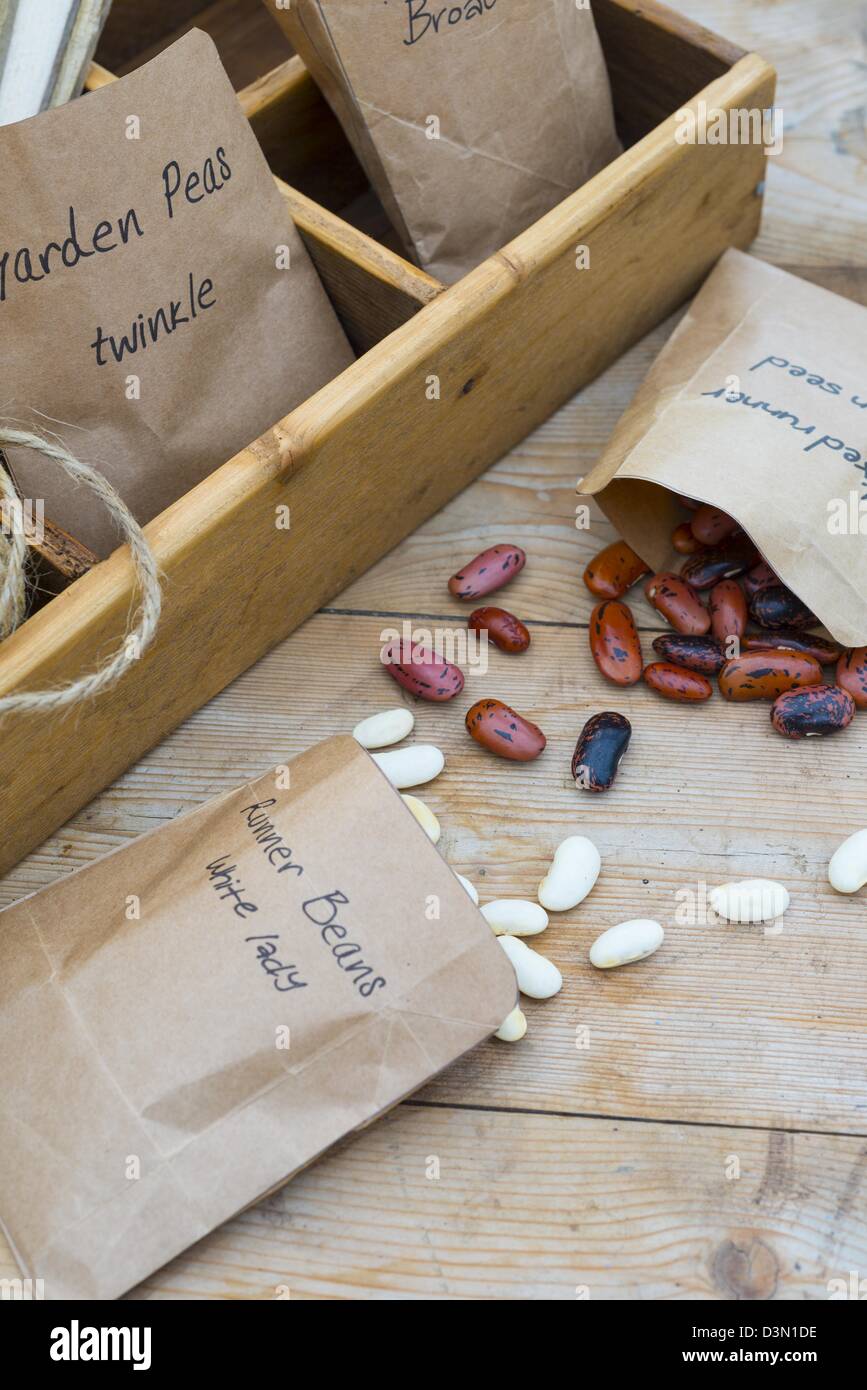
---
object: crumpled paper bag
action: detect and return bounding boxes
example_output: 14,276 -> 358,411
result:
266,0 -> 621,284
0,735 -> 516,1299
579,250 -> 867,647
1,30 -> 353,556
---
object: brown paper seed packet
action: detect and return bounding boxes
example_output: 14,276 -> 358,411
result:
580,250 -> 867,647
1,30 -> 353,557
267,0 -> 621,284
0,735 -> 517,1300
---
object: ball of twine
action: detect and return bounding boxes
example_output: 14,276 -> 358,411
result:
0,424 -> 161,719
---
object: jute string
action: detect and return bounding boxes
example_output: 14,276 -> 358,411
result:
0,425 -> 161,718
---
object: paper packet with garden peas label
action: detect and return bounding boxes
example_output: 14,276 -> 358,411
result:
0,30 -> 352,557
579,250 -> 867,647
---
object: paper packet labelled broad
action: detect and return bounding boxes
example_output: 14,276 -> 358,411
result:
266,0 -> 621,284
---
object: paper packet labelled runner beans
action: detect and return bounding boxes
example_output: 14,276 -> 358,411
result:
580,250 -> 867,647
0,735 -> 515,1299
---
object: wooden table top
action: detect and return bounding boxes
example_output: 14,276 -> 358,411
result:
2,0 -> 866,1300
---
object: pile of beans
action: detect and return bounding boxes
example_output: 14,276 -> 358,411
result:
355,711 -> 856,1046
355,510 -> 867,1045
584,498 -> 865,738
349,716 -> 675,1045
382,543 -> 549,760
379,542 -> 637,792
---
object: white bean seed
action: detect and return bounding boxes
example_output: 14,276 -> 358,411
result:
498,935 -> 562,998
495,1006 -> 527,1042
353,708 -> 414,749
538,835 -> 601,911
455,872 -> 479,905
401,794 -> 440,843
589,918 -> 664,969
828,828 -> 867,894
371,744 -> 444,789
481,899 -> 549,936
708,879 -> 789,923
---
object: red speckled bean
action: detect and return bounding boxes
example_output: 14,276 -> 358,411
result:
448,544 -> 525,600
643,662 -> 712,702
589,600 -> 643,686
465,698 -> 546,761
644,573 -> 710,635
679,537 -> 757,590
742,631 -> 843,666
709,578 -> 747,643
583,540 -> 649,599
836,647 -> 867,709
771,685 -> 855,738
652,633 -> 725,674
718,650 -> 822,702
468,606 -> 530,653
381,639 -> 464,702
750,585 -> 819,630
691,504 -> 739,547
742,561 -> 779,599
672,522 -> 704,555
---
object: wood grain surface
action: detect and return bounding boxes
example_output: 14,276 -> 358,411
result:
2,0 -> 866,1300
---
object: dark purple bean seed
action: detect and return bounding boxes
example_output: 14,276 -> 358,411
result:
652,634 -> 726,675
571,712 -> 631,793
742,561 -> 779,598
771,684 -> 855,738
679,538 -> 757,591
750,585 -> 819,630
742,631 -> 842,666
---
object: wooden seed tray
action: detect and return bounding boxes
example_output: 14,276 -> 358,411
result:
0,0 -> 775,873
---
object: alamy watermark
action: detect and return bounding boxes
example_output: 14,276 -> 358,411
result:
0,1276 -> 44,1299
676,881 -> 786,935
828,491 -> 867,533
380,619 -> 489,675
828,1270 -> 867,1299
1,495 -> 44,543
675,101 -> 784,157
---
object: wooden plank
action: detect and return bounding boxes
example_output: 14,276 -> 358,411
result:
2,1104 -> 863,1299
94,0 -> 210,73
331,327 -> 664,624
111,0 -> 292,91
23,515 -> 97,584
0,54 -> 772,876
680,0 -> 867,270
48,0 -> 114,109
5,611 -> 865,1136
279,179 -> 441,353
1,447 -> 97,587
595,0 -> 746,144
240,55 -> 369,210
83,56 -> 114,89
